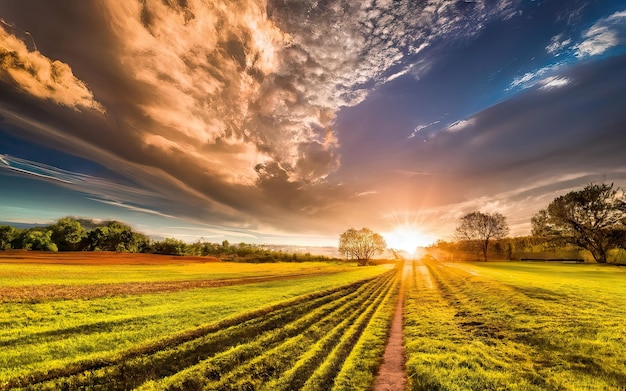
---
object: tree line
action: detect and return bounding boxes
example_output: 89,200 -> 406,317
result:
0,217 -> 333,262
440,182 -> 626,263
337,183 -> 626,264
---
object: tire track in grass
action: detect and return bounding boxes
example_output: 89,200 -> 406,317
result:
427,262 -> 626,389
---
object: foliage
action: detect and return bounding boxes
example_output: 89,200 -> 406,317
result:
339,228 -> 387,266
532,182 -> 626,263
49,217 -> 87,251
86,221 -> 150,252
0,225 -> 19,250
0,218 -> 335,262
153,237 -> 187,256
455,211 -> 509,261
17,229 -> 58,251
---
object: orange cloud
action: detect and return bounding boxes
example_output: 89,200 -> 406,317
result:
0,23 -> 104,113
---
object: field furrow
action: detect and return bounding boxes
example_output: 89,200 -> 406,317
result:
299,269 -> 398,391
0,264 -> 394,390
147,269 -> 398,390
11,272 -> 393,390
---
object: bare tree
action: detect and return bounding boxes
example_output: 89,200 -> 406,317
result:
339,228 -> 386,266
531,183 -> 626,263
455,211 -> 509,261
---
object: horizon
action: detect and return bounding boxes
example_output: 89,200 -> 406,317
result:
2,1 -> 626,249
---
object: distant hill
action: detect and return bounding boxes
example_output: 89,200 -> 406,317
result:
0,221 -> 47,229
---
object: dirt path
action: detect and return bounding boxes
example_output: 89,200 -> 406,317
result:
373,261 -> 411,391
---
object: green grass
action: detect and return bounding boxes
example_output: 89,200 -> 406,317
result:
140,269 -> 398,391
0,262 -> 393,388
404,260 -> 626,390
0,261 -> 361,286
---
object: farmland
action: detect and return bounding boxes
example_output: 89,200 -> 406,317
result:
3,252 -> 626,390
0,253 -> 397,390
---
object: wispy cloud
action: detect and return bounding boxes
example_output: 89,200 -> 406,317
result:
508,63 -> 563,91
409,120 -> 440,139
446,119 -> 475,133
538,76 -> 570,90
0,154 -> 171,214
546,33 -> 571,55
574,11 -> 626,58
355,190 -> 379,197
509,9 -> 626,95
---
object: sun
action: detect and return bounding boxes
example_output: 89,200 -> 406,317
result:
383,225 -> 435,255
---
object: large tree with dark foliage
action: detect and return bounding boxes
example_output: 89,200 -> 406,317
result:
531,183 -> 626,263
455,211 -> 509,261
49,217 -> 87,251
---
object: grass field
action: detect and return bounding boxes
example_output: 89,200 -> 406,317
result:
4,252 -> 626,390
0,253 -> 397,390
405,259 -> 626,390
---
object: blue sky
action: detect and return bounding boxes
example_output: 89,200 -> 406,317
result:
1,0 -> 626,247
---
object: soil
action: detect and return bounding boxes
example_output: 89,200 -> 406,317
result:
0,250 -> 222,265
3,273 -> 339,302
373,262 -> 409,390
0,251 -> 334,302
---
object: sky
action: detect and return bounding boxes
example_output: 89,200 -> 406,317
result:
1,0 -> 626,249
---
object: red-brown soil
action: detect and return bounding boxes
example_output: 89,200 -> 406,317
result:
0,250 -> 222,265
0,251 -> 335,302
0,272 -> 335,302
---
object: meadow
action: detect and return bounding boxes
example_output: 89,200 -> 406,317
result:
3,252 -> 626,390
0,253 -> 397,390
405,259 -> 626,390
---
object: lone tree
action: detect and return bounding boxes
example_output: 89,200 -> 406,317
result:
455,211 -> 509,261
531,183 -> 626,263
339,228 -> 386,266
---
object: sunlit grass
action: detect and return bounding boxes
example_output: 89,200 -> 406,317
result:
0,262 -> 392,385
405,260 -> 626,390
0,261 -> 361,287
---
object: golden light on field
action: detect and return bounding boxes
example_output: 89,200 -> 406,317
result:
383,225 -> 435,255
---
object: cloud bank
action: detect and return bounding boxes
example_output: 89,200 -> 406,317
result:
1,1 -> 625,242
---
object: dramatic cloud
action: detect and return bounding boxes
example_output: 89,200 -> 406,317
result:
1,1 -> 625,244
0,21 -> 103,112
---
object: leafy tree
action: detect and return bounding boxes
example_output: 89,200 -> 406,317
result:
339,228 -> 386,266
19,229 -> 58,252
50,217 -> 87,251
455,211 -> 509,261
86,221 -> 140,252
0,225 -> 19,250
531,183 -> 626,263
154,238 -> 187,256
